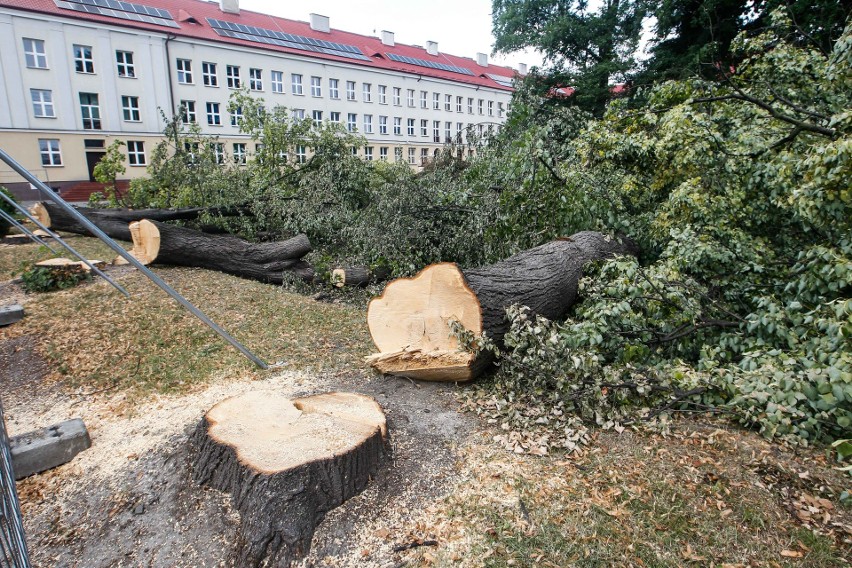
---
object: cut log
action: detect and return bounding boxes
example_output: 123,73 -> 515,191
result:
366,232 -> 638,382
129,219 -> 315,283
190,391 -> 386,567
330,265 -> 391,288
35,258 -> 106,272
30,202 -> 242,242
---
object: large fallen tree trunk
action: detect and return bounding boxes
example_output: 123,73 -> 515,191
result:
31,202 -> 242,241
191,391 -> 386,567
129,219 -> 315,283
366,232 -> 638,382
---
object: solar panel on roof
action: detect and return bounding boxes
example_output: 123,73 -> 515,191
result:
486,73 -> 515,87
54,0 -> 178,28
206,18 -> 370,61
385,53 -> 474,76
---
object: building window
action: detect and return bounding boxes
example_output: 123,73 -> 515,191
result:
79,92 -> 101,130
393,117 -> 402,135
346,81 -> 356,101
271,70 -> 283,93
364,146 -> 373,161
347,113 -> 357,132
379,147 -> 388,161
202,62 -> 218,86
468,97 -> 474,113
433,120 -> 440,143
433,92 -> 440,110
296,145 -> 306,164
457,96 -> 463,113
206,102 -> 221,125
292,73 -> 303,95
116,51 -> 135,77
312,110 -> 323,127
421,147 -> 429,164
363,83 -> 372,102
226,65 -> 240,88
478,99 -> 484,115
420,90 -> 428,109
211,143 -> 224,164
393,87 -> 401,106
408,147 -> 416,164
180,100 -> 196,123
127,141 -> 146,166
498,102 -> 505,117
407,89 -> 415,107
445,121 -> 452,142
379,115 -> 388,135
488,100 -> 494,116
407,118 -> 415,136
249,68 -> 262,90
38,139 -> 61,166
233,143 -> 246,164
394,147 -> 403,162
292,108 -> 305,121
457,122 -> 464,141
378,85 -> 387,104
30,89 -> 55,118
308,76 -> 321,98
121,95 -> 140,121
445,94 -> 452,111
329,78 -> 339,99
421,119 -> 428,136
351,146 -> 358,156
363,114 -> 373,134
23,38 -> 47,69
74,45 -> 94,74
176,59 -> 192,83
230,106 -> 243,126
330,111 -> 341,124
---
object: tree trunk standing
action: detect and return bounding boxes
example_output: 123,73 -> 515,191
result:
31,202 -> 242,241
190,392 -> 387,567
129,219 -> 315,283
366,232 -> 638,381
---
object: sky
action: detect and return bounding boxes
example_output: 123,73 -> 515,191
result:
238,0 -> 545,71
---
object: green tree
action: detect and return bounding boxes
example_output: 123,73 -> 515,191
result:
492,0 -> 648,113
92,140 -> 127,206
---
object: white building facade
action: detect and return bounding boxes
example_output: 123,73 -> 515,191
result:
0,0 -> 518,199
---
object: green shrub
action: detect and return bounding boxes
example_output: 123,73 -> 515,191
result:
19,264 -> 91,293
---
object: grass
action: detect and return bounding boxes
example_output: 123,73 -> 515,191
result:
0,235 -> 124,280
1,238 -> 374,395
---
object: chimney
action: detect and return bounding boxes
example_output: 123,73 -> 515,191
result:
518,62 -> 528,75
219,0 -> 239,15
426,41 -> 438,56
476,52 -> 488,67
310,13 -> 330,33
381,30 -> 395,47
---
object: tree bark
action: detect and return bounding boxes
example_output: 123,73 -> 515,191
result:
330,266 -> 391,288
189,392 -> 386,568
129,219 -> 315,283
366,232 -> 638,381
31,202 -> 242,241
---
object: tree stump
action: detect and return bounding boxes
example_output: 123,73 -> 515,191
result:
190,391 -> 387,567
366,232 -> 638,381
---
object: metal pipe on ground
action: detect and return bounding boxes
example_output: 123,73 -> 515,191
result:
0,209 -> 59,254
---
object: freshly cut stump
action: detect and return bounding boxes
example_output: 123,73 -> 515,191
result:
367,232 -> 638,382
190,391 -> 387,567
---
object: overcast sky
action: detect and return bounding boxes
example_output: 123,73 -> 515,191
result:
239,0 -> 544,71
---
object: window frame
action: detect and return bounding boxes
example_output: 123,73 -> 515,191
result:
310,76 -> 322,97
38,138 -> 62,166
73,44 -> 95,74
176,58 -> 193,84
23,38 -> 48,69
249,68 -> 263,91
270,70 -> 284,93
30,89 -> 55,118
121,95 -> 141,122
291,73 -> 303,95
79,92 -> 101,130
180,100 -> 196,123
206,101 -> 221,126
115,50 -> 135,78
378,115 -> 388,135
126,140 -> 146,166
363,83 -> 372,103
329,78 -> 340,99
226,65 -> 241,89
202,62 -> 218,87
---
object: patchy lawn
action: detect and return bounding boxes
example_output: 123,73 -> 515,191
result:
1,237 -> 850,567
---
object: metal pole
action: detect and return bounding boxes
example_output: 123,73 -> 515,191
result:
0,190 -> 129,297
0,209 -> 59,254
0,148 -> 268,369
0,398 -> 31,568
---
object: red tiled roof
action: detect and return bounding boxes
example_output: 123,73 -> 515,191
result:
0,0 -> 517,91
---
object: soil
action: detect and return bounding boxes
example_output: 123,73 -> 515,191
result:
1,321 -> 473,567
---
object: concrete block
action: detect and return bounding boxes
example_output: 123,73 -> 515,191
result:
10,418 -> 91,479
0,304 -> 24,327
